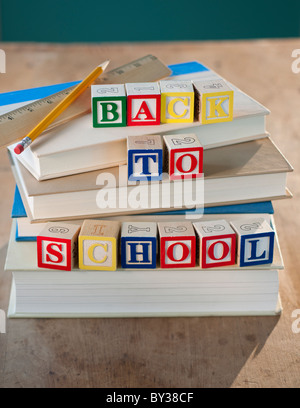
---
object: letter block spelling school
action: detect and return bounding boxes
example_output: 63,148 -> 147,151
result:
193,219 -> 236,269
121,222 -> 157,269
158,221 -> 196,268
160,80 -> 195,123
78,219 -> 121,271
37,222 -> 81,271
163,133 -> 203,180
127,134 -> 163,181
91,84 -> 127,127
230,217 -> 275,267
193,79 -> 234,124
125,82 -> 161,126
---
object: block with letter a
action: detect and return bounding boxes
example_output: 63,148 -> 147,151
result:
91,84 -> 127,127
160,80 -> 194,123
193,79 -> 234,124
127,134 -> 163,181
158,221 -> 196,268
126,82 -> 161,126
78,219 -> 120,271
163,133 -> 203,180
193,219 -> 236,269
230,217 -> 275,267
121,222 -> 157,269
37,222 -> 81,271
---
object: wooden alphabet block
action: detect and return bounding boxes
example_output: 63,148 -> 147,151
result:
121,222 -> 157,269
91,84 -> 126,127
160,80 -> 195,123
127,134 -> 163,181
193,79 -> 234,124
193,219 -> 236,268
158,221 -> 196,268
37,222 -> 81,271
230,217 -> 275,267
163,133 -> 203,180
125,82 -> 161,126
78,219 -> 121,271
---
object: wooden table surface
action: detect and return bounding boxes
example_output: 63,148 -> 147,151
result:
0,40 -> 299,388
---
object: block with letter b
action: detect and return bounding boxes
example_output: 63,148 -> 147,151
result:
193,79 -> 234,124
163,133 -> 203,180
91,84 -> 126,127
78,219 -> 120,271
126,82 -> 161,126
37,222 -> 81,271
121,222 -> 157,269
127,134 -> 163,181
158,221 -> 196,268
230,217 -> 275,267
160,80 -> 194,123
193,219 -> 236,269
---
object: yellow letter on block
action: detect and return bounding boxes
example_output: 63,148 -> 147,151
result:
160,80 -> 194,123
193,79 -> 234,124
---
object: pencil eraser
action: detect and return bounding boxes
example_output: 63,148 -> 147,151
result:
14,144 -> 24,155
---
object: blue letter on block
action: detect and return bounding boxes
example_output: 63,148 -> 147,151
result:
128,149 -> 163,181
121,237 -> 157,269
240,232 -> 275,267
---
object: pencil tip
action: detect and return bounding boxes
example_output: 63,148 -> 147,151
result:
100,60 -> 110,71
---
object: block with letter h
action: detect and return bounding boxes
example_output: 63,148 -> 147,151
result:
121,222 -> 157,269
193,79 -> 234,124
160,80 -> 194,123
91,84 -> 127,127
163,133 -> 203,180
37,222 -> 81,271
127,134 -> 163,181
78,219 -> 121,271
193,219 -> 236,269
158,221 -> 196,268
126,82 -> 161,126
230,217 -> 275,267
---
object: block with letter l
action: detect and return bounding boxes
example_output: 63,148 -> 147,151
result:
121,222 -> 157,269
160,80 -> 194,123
91,84 -> 126,127
37,222 -> 81,271
193,79 -> 234,124
78,219 -> 121,271
230,217 -> 275,267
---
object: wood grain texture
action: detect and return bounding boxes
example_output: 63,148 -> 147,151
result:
0,40 -> 300,388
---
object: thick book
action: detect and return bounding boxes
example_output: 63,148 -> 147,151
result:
8,137 -> 293,222
3,61 -> 270,181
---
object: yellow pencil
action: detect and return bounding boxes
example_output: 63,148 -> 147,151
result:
14,60 -> 110,154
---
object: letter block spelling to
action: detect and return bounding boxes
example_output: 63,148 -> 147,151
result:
230,217 -> 275,267
91,84 -> 127,127
78,219 -> 121,271
121,222 -> 157,269
125,82 -> 161,126
193,219 -> 236,269
163,133 -> 203,180
37,222 -> 81,271
160,80 -> 195,123
158,222 -> 196,268
127,134 -> 163,181
193,79 -> 234,124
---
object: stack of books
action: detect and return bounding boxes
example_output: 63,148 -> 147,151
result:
2,60 -> 293,318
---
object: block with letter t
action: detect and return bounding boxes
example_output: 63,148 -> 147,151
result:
193,79 -> 234,124
127,134 -> 163,181
126,82 -> 161,126
78,219 -> 121,271
160,80 -> 194,123
158,221 -> 196,268
37,222 -> 81,271
193,219 -> 236,269
230,217 -> 275,267
91,84 -> 126,127
163,133 -> 203,180
121,222 -> 157,269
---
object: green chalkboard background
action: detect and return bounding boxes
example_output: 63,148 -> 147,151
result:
0,0 -> 299,42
